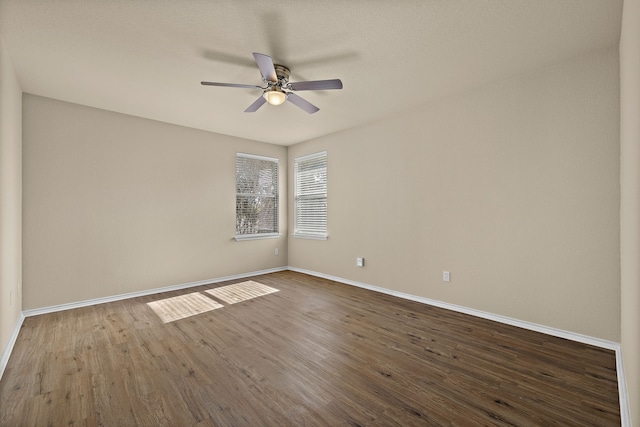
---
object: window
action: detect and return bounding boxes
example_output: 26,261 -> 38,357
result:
235,153 -> 279,240
294,151 -> 327,239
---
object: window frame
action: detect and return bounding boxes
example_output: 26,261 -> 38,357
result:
293,151 -> 328,240
234,153 -> 280,241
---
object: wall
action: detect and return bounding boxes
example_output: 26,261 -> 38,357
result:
23,95 -> 287,310
0,36 -> 22,360
289,47 -> 620,342
620,0 -> 640,422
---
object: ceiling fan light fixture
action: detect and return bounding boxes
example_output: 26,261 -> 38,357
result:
264,88 -> 287,106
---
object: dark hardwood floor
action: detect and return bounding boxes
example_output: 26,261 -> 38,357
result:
0,271 -> 620,426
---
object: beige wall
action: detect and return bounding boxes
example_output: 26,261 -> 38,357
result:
620,0 -> 640,422
289,47 -> 620,342
23,95 -> 287,310
0,36 -> 22,356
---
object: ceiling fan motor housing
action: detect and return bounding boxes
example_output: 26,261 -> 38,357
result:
273,64 -> 290,85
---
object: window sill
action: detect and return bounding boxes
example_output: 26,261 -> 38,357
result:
292,233 -> 328,241
234,233 -> 280,241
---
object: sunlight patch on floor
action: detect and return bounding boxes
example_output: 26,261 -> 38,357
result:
205,280 -> 279,305
147,292 -> 224,323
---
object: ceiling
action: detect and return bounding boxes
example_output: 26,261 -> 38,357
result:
0,1 -> 622,146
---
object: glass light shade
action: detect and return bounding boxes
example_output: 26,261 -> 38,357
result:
264,89 -> 287,106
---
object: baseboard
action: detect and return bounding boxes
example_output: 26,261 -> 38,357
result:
22,266 -> 288,317
287,266 -> 630,427
616,350 -> 632,427
0,312 -> 25,382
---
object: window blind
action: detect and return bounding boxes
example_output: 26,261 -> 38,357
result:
236,153 -> 279,237
294,151 -> 327,239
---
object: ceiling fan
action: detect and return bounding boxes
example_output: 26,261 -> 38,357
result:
201,52 -> 343,114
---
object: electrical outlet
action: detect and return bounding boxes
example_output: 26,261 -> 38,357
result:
356,257 -> 365,267
443,271 -> 450,282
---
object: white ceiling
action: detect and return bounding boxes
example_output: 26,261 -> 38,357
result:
0,1 -> 622,145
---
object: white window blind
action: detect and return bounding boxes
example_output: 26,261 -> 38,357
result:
235,153 -> 279,239
294,151 -> 327,239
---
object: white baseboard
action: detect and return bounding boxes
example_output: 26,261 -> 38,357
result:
287,266 -> 630,427
22,266 -> 288,317
287,266 -> 618,349
616,350 -> 632,427
0,312 -> 25,382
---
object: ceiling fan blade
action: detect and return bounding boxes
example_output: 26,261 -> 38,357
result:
289,79 -> 343,91
201,81 -> 262,89
252,52 -> 278,82
287,93 -> 319,114
244,95 -> 267,112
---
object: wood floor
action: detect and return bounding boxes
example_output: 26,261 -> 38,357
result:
0,271 -> 620,426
